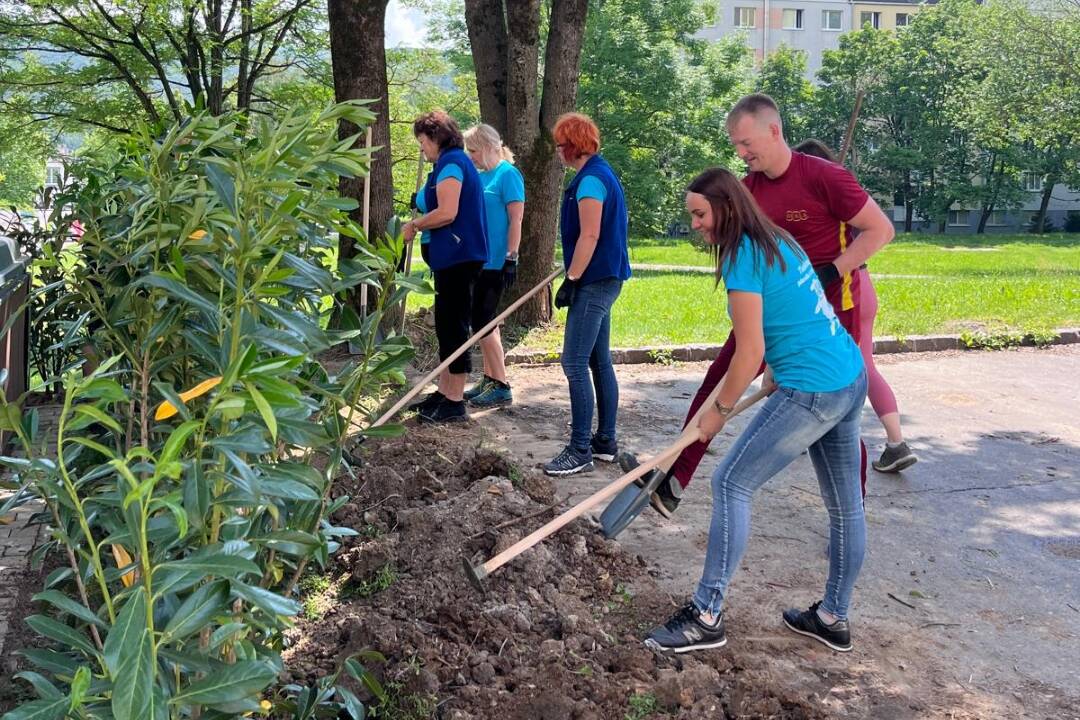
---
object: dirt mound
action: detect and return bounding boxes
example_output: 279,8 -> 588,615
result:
283,424 -> 827,719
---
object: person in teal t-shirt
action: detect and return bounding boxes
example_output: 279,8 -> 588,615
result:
461,124 -> 526,408
644,167 -> 868,657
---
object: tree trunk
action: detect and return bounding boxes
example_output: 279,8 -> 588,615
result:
467,0 -> 589,327
328,0 -> 395,318
1035,172 -> 1056,233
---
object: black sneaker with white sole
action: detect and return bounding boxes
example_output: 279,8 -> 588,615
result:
617,454 -> 682,518
644,603 -> 727,653
872,441 -> 918,473
782,601 -> 852,652
590,434 -> 619,462
543,445 -> 594,476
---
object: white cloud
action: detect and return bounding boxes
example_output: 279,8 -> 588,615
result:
385,1 -> 429,48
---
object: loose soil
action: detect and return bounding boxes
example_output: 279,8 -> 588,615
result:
283,423 -> 837,719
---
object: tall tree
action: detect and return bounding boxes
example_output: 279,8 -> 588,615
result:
463,0 -> 589,326
756,44 -> 814,144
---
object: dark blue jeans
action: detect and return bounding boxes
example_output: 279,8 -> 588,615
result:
561,278 -> 623,451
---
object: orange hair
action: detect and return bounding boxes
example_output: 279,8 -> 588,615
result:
553,112 -> 600,160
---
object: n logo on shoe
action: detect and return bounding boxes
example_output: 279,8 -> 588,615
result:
682,627 -> 703,643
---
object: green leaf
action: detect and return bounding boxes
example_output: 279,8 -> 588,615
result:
203,161 -> 237,215
32,590 -> 105,628
157,553 -> 261,579
162,580 -> 229,641
245,383 -> 277,441
232,581 -> 301,617
25,615 -> 98,657
360,424 -> 406,438
170,660 -> 276,706
72,404 -> 124,434
136,273 -> 221,320
258,475 -> 319,501
12,671 -> 63,700
0,696 -> 68,720
69,665 -> 90,710
19,649 -> 79,676
67,437 -> 117,460
160,420 -> 202,466
338,687 -> 367,720
79,378 -> 128,403
103,591 -> 155,720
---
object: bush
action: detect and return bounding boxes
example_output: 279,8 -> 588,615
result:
0,103 -> 428,720
1065,211 -> 1080,233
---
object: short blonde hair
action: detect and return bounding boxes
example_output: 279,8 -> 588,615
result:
464,123 -> 514,166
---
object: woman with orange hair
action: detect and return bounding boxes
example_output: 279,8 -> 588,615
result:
543,112 -> 631,477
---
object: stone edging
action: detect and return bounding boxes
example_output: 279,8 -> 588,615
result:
505,328 -> 1080,366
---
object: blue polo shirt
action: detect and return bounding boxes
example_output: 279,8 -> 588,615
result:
478,160 -> 525,270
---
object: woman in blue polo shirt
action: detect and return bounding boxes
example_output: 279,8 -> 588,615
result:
403,110 -> 488,424
644,167 -> 867,656
543,112 -> 631,477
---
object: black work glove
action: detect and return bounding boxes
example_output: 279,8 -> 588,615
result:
501,257 -> 518,290
814,262 -> 840,287
409,192 -> 418,211
554,278 -> 577,309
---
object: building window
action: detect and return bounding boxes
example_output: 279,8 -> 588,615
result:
860,11 -> 881,29
1022,171 -> 1045,192
948,210 -> 970,227
987,211 -> 1007,226
45,165 -> 64,188
782,8 -> 803,29
895,13 -> 910,27
735,7 -> 756,28
821,9 -> 843,31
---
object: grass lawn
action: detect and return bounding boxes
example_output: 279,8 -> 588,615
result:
405,233 -> 1080,350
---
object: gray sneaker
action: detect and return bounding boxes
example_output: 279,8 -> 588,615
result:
543,445 -> 594,476
872,442 -> 918,473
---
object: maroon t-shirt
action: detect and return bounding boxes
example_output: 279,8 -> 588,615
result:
743,151 -> 869,316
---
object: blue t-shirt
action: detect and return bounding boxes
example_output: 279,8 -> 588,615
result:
576,176 -> 607,203
478,160 -> 526,269
722,235 -> 863,392
416,165 -> 464,246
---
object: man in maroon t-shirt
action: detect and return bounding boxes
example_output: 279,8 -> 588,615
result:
636,93 -> 896,518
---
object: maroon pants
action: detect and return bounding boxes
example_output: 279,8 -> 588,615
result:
671,307 -> 868,497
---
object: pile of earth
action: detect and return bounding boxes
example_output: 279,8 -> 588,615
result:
282,423 -> 828,719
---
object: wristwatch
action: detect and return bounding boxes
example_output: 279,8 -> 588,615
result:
714,399 -> 734,416
505,251 -> 519,261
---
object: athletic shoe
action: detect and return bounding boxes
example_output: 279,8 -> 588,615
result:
418,398 -> 467,424
782,601 -> 852,652
408,391 -> 445,412
590,434 -> 619,462
872,442 -> 918,473
644,603 -> 727,653
543,445 -> 594,476
617,453 -> 681,518
464,375 -> 495,401
469,381 -> 513,408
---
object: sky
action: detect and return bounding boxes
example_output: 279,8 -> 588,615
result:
385,2 -> 431,48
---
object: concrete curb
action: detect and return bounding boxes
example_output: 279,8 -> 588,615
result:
505,328 -> 1080,366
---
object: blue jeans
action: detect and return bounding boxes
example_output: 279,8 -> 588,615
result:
694,370 -> 868,620
561,278 -> 623,450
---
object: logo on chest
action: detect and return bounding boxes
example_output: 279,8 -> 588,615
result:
785,209 -> 810,222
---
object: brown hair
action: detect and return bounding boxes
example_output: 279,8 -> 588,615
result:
413,110 -> 464,151
686,167 -> 799,286
726,93 -> 781,128
553,112 -> 601,160
794,139 -> 838,163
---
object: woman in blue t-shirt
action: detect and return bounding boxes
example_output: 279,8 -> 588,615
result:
461,123 -> 526,409
402,110 -> 489,424
644,168 -> 868,656
543,112 -> 632,477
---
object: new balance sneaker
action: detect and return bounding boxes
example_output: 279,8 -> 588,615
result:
543,445 -> 594,476
590,434 -> 619,462
418,398 -> 468,424
644,603 -> 727,653
469,380 -> 513,408
464,375 -> 495,401
872,442 -> 918,473
617,453 -> 682,518
409,390 -> 445,413
782,601 -> 852,652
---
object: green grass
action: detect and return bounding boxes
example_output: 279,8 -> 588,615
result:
404,233 -> 1080,350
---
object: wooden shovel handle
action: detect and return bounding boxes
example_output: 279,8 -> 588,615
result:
478,384 -> 772,576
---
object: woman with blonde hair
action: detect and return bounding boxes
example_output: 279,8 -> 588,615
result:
461,123 -> 526,407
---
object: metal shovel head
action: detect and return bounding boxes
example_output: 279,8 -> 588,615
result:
599,465 -> 667,539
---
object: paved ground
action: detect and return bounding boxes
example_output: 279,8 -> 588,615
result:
0,500 -> 41,657
475,345 -> 1080,718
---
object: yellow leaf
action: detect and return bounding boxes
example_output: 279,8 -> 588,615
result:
188,229 -> 207,240
154,376 -> 223,421
111,544 -> 138,588
260,700 -> 272,713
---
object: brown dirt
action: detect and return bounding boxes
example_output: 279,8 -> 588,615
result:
282,423 -> 832,719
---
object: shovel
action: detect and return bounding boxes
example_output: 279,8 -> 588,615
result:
599,373 -> 752,539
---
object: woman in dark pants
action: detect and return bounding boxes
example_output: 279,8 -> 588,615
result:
543,112 -> 631,477
403,110 -> 488,424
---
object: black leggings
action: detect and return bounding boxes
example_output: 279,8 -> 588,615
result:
433,261 -> 483,374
